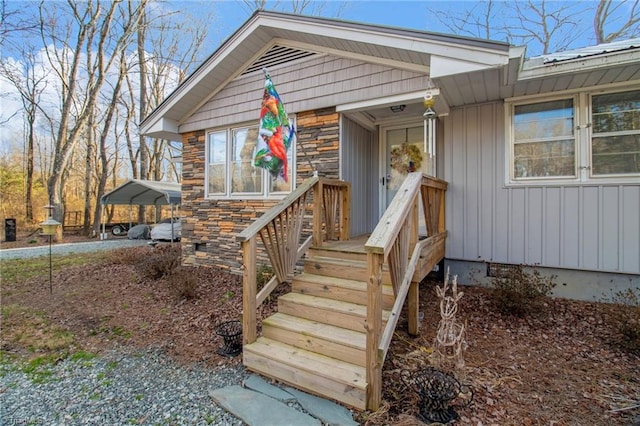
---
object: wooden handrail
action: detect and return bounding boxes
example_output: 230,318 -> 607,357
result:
238,175 -> 351,348
237,176 -> 319,242
364,172 -> 448,410
365,172 -> 422,256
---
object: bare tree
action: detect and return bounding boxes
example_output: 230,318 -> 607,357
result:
0,48 -> 49,222
241,0 -> 347,16
507,0 -> 582,54
594,0 -> 640,43
39,0 -> 146,238
0,0 -> 38,47
91,49 -> 128,236
427,0 -> 507,41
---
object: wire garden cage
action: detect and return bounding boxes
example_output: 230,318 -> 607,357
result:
215,320 -> 243,357
401,367 -> 473,423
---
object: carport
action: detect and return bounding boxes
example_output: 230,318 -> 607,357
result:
100,179 -> 181,241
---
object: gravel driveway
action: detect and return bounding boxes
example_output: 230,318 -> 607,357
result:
0,239 -> 152,260
1,348 -> 245,425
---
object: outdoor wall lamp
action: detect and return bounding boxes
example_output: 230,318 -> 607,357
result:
390,104 -> 406,113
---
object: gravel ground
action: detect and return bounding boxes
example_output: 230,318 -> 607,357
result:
0,347 -> 247,425
0,239 -> 153,260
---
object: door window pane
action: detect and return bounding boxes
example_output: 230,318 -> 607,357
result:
208,131 -> 226,194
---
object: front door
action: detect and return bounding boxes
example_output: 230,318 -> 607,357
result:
380,123 -> 436,230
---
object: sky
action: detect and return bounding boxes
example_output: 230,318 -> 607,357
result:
1,0 -> 636,156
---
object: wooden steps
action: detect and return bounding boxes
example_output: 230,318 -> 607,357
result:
292,273 -> 395,310
243,246 -> 392,410
303,254 -> 393,283
243,337 -> 368,409
262,312 -> 366,366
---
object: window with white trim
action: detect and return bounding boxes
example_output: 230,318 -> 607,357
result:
508,88 -> 640,183
206,124 -> 294,198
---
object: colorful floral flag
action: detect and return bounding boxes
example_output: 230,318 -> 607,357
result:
253,70 -> 294,182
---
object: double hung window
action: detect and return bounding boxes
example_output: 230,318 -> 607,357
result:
508,88 -> 640,183
207,124 -> 294,198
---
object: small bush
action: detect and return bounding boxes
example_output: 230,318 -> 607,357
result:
490,265 -> 556,316
602,287 -> 640,354
135,245 -> 181,279
167,266 -> 198,300
107,247 -> 145,265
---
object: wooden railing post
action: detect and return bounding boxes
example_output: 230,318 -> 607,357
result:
366,252 -> 384,411
438,186 -> 446,233
340,183 -> 350,240
312,180 -> 323,247
242,237 -> 257,345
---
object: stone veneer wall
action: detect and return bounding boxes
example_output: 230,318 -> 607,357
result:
181,107 -> 340,274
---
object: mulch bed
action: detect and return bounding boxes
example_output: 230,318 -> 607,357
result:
2,245 -> 638,425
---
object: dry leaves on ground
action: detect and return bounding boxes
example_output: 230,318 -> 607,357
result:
1,245 -> 638,425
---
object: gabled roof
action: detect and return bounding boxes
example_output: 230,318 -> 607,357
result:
140,11 -> 510,140
100,179 -> 181,206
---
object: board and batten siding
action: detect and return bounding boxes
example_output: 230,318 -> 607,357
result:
340,115 -> 379,237
181,54 -> 429,133
443,102 -> 640,275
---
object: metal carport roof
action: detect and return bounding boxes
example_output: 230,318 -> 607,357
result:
100,179 -> 181,206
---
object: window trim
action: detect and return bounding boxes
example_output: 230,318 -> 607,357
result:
205,120 -> 296,200
505,87 -> 640,187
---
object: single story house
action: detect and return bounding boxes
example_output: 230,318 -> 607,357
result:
141,11 -> 639,301
139,10 -> 639,411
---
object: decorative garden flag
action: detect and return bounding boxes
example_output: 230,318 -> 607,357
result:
253,69 -> 294,182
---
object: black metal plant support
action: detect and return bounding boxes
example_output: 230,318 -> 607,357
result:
215,320 -> 242,357
401,367 -> 473,424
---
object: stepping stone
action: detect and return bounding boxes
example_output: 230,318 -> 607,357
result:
210,385 -> 321,426
284,386 -> 358,426
244,374 -> 296,402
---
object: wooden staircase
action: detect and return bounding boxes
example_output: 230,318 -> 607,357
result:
237,174 -> 448,411
243,244 -> 392,409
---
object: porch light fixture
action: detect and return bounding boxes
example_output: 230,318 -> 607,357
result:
390,104 -> 406,113
40,205 -> 61,294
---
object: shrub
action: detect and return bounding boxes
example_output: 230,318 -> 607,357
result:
107,247 -> 146,265
490,264 -> 556,316
166,266 -> 198,300
602,287 -> 640,354
135,244 -> 181,279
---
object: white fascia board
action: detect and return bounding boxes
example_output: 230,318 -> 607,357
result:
336,90 -> 426,113
430,54 -> 508,79
518,50 -> 640,80
263,15 -> 508,66
141,117 -> 180,141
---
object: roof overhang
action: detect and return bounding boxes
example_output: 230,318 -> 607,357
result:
140,11 -> 509,140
